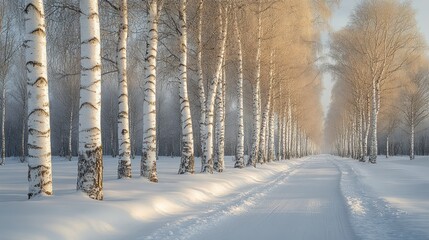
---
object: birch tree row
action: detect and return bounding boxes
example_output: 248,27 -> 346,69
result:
3,0 -> 331,200
325,0 -> 428,162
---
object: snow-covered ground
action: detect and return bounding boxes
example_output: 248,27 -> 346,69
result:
0,155 -> 428,240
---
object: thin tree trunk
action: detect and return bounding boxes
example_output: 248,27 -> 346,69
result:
67,108 -> 73,161
25,0 -> 53,199
234,10 -> 244,169
386,135 -> 389,158
369,81 -> 379,164
410,122 -> 415,160
214,68 -> 225,172
178,0 -> 195,174
20,99 -> 27,163
248,1 -> 262,167
141,0 -> 162,182
197,0 -> 205,157
201,4 -> 227,173
77,0 -> 103,200
1,83 -> 5,165
117,0 -> 131,179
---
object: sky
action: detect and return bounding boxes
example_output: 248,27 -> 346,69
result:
320,0 -> 429,119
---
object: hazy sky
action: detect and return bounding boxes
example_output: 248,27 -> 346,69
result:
321,0 -> 429,119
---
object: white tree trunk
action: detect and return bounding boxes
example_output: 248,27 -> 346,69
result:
24,0 -> 52,199
201,5 -> 227,173
141,0 -> 162,182
67,108 -> 73,161
248,1 -> 262,167
1,83 -> 5,165
286,99 -> 292,159
267,111 -> 275,162
362,94 -> 371,162
77,0 -> 103,200
21,98 -> 27,163
369,81 -> 379,163
197,0 -> 206,156
234,10 -> 244,169
178,0 -> 195,174
117,0 -> 131,179
410,121 -> 415,160
282,111 -> 287,160
258,52 -> 274,164
386,135 -> 389,158
214,68 -> 225,172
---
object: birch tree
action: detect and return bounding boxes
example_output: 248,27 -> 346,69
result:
117,0 -> 132,179
350,0 -> 424,163
24,0 -> 52,199
77,0 -> 103,200
233,8 -> 245,168
399,65 -> 429,160
178,0 -> 195,174
247,1 -> 262,167
200,4 -> 227,173
141,0 -> 163,182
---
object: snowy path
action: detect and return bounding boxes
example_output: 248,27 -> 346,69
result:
143,156 -> 356,240
2,155 -> 428,240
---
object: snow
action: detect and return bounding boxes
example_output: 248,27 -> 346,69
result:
0,155 -> 428,240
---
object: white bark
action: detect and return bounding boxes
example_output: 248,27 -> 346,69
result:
117,0 -> 131,179
234,10 -> 244,169
67,108 -> 73,161
197,0 -> 206,155
201,5 -> 227,173
369,81 -> 379,163
178,0 -> 195,174
24,0 -> 52,199
214,67 -> 225,172
267,111 -> 275,162
410,121 -> 415,160
141,0 -> 162,182
77,0 -> 103,200
1,83 -> 5,164
247,1 -> 262,167
286,98 -> 292,159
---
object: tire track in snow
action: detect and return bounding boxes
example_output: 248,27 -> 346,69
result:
331,157 -> 426,240
139,160 -> 304,240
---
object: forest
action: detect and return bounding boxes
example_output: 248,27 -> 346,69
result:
0,0 -> 329,200
0,0 -> 428,201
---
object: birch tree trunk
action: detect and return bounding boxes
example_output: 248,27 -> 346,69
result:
247,1 -> 262,167
77,0 -> 103,200
178,0 -> 195,174
386,135 -> 389,158
197,0 -> 205,155
410,121 -> 415,160
67,107 -> 73,161
141,0 -> 162,182
362,94 -> 371,162
286,99 -> 292,159
267,111 -> 275,162
369,81 -> 379,164
214,68 -> 225,172
258,52 -> 274,164
21,98 -> 27,163
234,10 -> 244,169
24,0 -> 52,199
117,0 -> 131,179
1,84 -> 5,165
201,5 -> 227,173
282,111 -> 287,160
